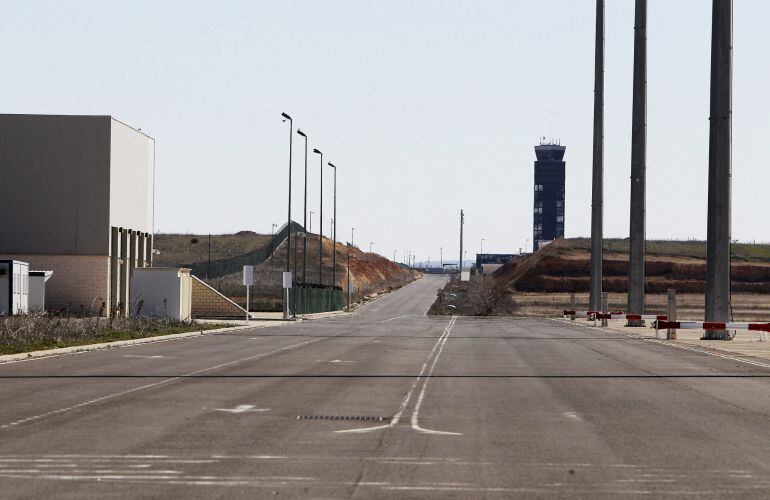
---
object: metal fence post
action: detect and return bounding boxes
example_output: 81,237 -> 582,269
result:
569,293 -> 576,321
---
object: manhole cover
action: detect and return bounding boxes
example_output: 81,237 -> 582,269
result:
297,415 -> 390,422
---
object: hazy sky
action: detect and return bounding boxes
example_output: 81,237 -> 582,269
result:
2,1 -> 768,263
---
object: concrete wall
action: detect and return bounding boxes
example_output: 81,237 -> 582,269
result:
0,115 -> 111,255
130,268 -> 191,321
109,119 -> 154,234
0,254 -> 110,313
0,115 -> 154,257
191,276 -> 247,318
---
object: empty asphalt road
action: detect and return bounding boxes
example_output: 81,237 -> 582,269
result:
4,275 -> 770,498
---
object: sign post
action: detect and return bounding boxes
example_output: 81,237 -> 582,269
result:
282,271 -> 293,319
243,266 -> 254,322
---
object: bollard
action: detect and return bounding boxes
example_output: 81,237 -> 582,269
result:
667,289 -> 677,340
569,293 -> 576,321
601,292 -> 609,327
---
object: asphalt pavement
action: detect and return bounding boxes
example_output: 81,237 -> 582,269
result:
3,275 -> 770,498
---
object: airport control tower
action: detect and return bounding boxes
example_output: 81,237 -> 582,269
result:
533,140 -> 566,251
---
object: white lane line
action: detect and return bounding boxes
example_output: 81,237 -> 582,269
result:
411,316 -> 460,435
207,405 -> 270,414
337,316 -> 460,435
0,338 -> 322,430
122,355 -> 170,359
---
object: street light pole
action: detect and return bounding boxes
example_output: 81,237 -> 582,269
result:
328,162 -> 337,288
459,210 -> 464,272
369,242 -> 374,253
347,246 -> 351,310
281,113 -> 292,275
440,247 -> 443,268
481,238 -> 484,255
281,112 -> 293,320
313,148 -> 323,286
297,129 -> 308,284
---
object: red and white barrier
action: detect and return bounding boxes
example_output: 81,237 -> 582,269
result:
652,320 -> 770,333
562,310 -> 666,322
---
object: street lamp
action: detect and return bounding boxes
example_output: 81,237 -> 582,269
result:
393,250 -> 397,262
481,238 -> 485,255
328,162 -> 337,288
313,148 -> 323,286
369,242 -> 374,253
271,223 -> 277,235
297,129 -> 308,284
348,227 -> 355,310
281,112 -> 292,275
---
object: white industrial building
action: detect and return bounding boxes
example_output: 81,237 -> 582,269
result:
0,260 -> 29,315
0,114 -> 155,315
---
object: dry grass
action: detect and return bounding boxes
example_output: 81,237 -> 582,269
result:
556,238 -> 770,263
502,291 -> 770,322
0,314 -> 223,355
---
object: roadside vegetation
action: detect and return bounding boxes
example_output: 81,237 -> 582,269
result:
0,314 -> 225,355
429,274 -> 513,316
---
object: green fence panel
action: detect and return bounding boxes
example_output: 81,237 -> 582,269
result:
289,286 -> 344,315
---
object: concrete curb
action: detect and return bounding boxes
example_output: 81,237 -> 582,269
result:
0,321 -> 288,364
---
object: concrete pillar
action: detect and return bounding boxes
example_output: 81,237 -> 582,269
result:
601,292 -> 609,327
146,233 -> 154,268
704,0 -> 732,341
627,0 -> 647,326
667,289 -> 677,340
129,230 -> 137,279
137,232 -> 146,269
110,226 -> 120,316
589,0 -> 605,312
120,228 -> 130,317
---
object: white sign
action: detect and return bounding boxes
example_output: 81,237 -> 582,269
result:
283,271 -> 293,289
243,265 -> 254,286
461,271 -> 470,282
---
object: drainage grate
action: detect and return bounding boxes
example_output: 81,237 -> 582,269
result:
296,415 -> 390,422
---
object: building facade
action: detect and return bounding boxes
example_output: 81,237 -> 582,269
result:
0,114 -> 154,314
533,141 -> 566,251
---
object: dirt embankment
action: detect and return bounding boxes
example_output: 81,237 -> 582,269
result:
494,238 -> 770,294
204,234 -> 418,310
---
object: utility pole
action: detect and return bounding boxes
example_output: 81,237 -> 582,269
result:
393,250 -> 396,262
440,247 -> 443,268
627,0 -> 647,325
459,210 -> 464,272
704,0 -> 732,340
589,0 -> 604,312
369,242 -> 374,253
207,234 -> 211,279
